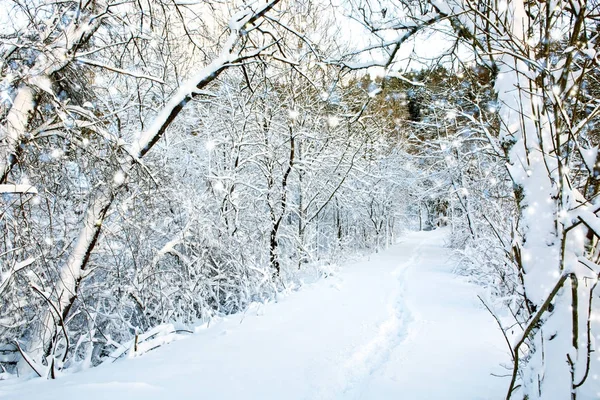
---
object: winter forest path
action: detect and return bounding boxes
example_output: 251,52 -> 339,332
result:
0,229 -> 509,400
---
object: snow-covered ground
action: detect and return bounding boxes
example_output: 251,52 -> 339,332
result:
0,229 -> 510,399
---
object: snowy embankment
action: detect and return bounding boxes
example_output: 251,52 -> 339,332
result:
0,229 -> 509,399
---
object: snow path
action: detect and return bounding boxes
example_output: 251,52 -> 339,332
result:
0,229 -> 509,399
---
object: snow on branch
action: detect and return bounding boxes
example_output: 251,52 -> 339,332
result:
331,12 -> 445,71
0,184 -> 38,194
130,0 -> 282,159
45,0 -> 283,367
75,58 -> 166,84
0,257 -> 35,294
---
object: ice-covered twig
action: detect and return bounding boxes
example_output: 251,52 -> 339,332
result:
0,184 -> 38,194
75,58 -> 166,84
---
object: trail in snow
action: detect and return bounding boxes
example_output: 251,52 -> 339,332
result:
332,242 -> 423,399
0,229 -> 510,400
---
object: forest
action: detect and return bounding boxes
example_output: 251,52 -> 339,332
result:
0,1 -> 599,399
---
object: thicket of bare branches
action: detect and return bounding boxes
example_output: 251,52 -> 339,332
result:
2,1 -> 598,398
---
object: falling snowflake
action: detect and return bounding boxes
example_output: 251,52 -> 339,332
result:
445,111 -> 457,120
213,181 -> 225,192
288,110 -> 300,120
327,116 -> 340,128
113,171 -> 125,185
51,149 -> 64,159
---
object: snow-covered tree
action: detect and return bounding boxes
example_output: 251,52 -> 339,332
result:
342,0 -> 600,398
0,0 -> 285,377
